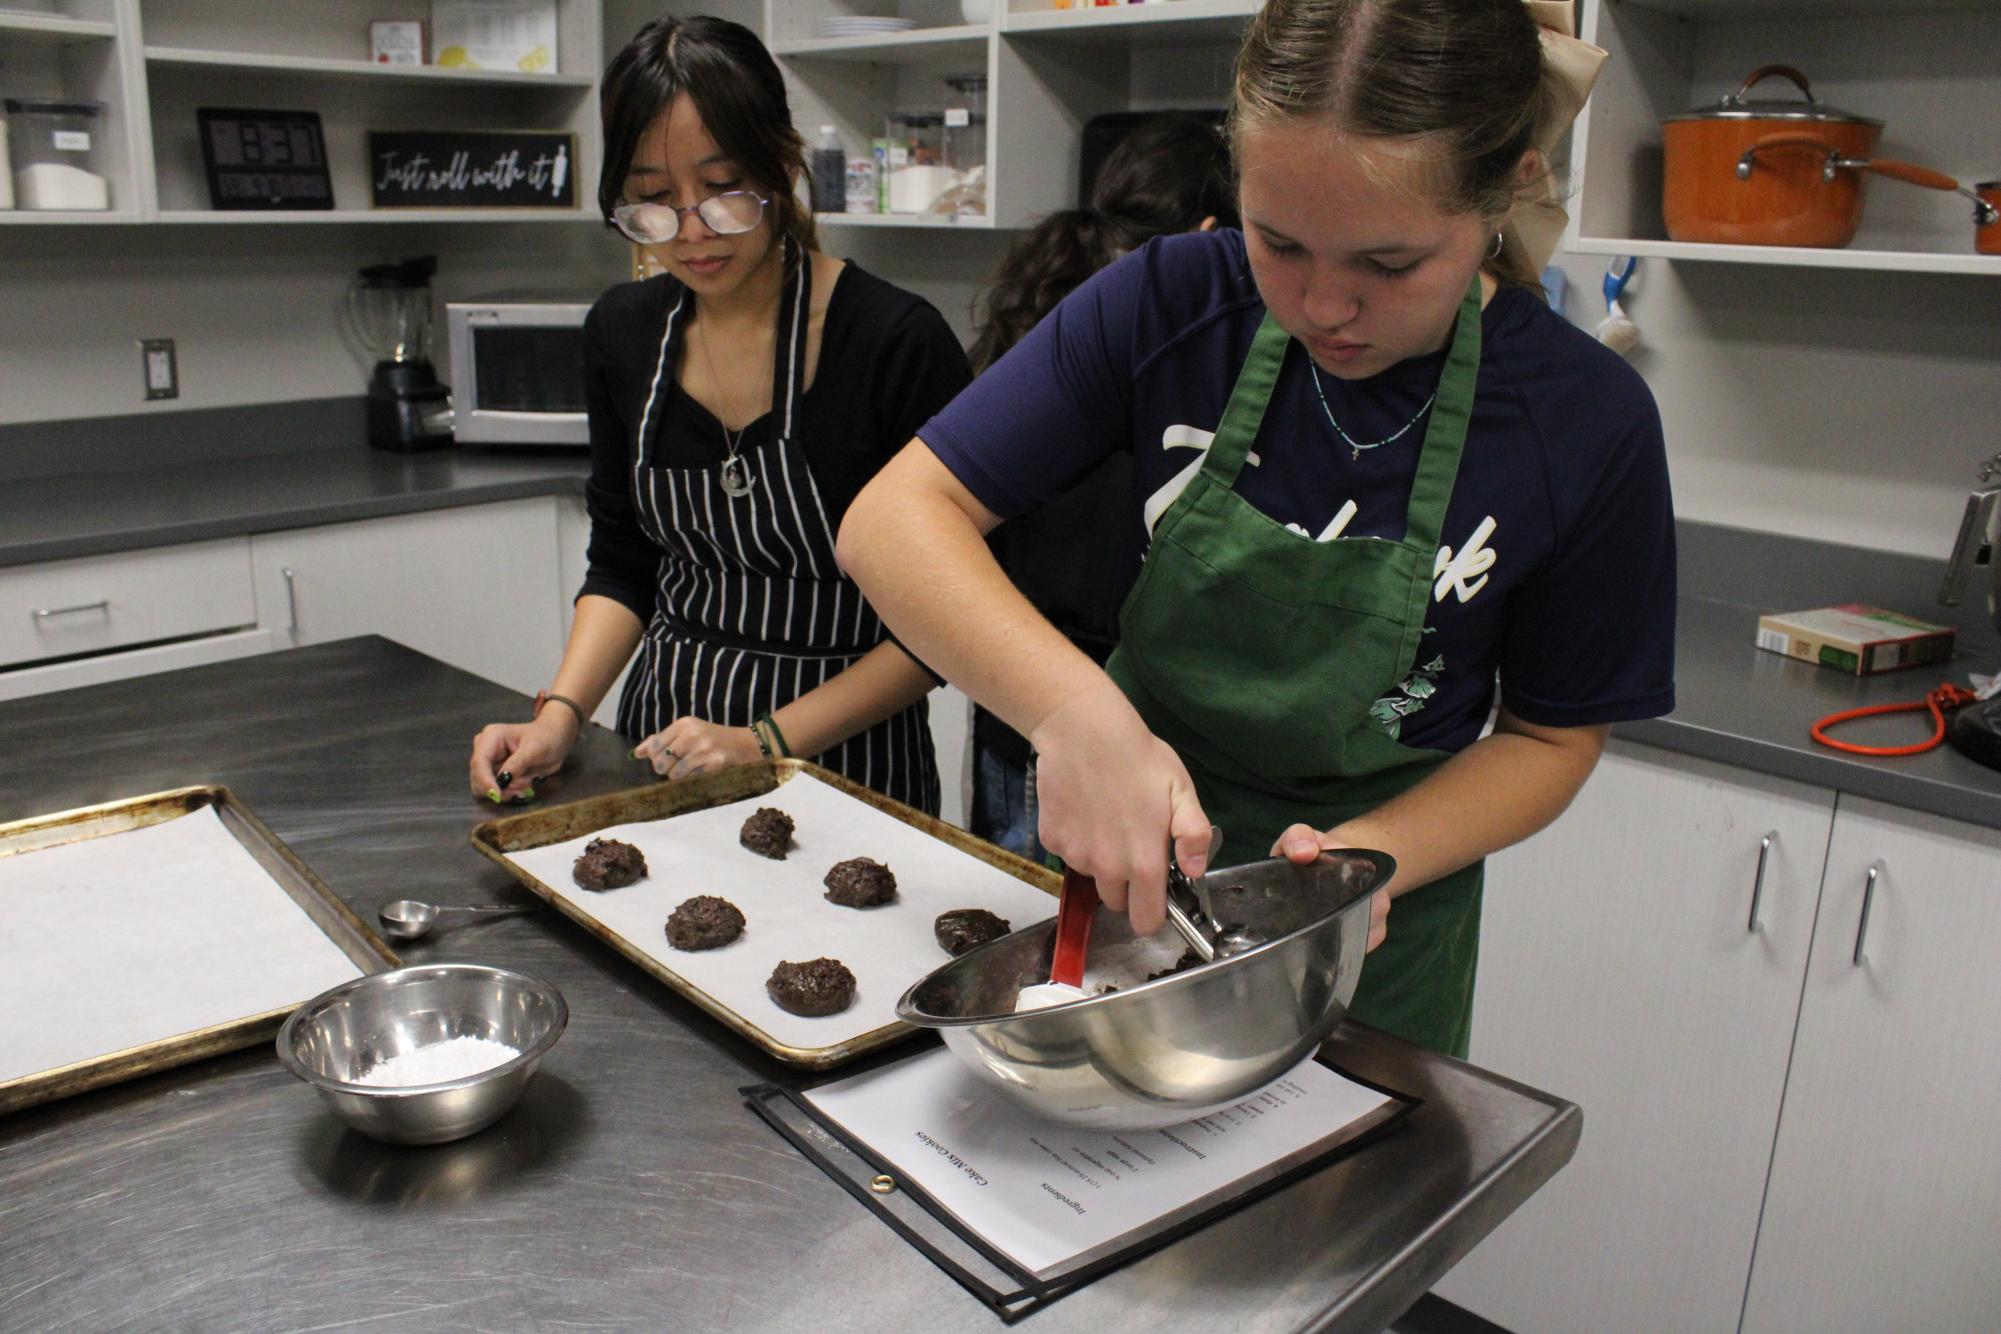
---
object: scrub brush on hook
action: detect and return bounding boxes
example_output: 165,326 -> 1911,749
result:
1596,255 -> 1640,357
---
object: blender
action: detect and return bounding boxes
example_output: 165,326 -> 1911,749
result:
346,255 -> 453,451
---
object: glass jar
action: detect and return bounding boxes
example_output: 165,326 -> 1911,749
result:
4,99 -> 110,211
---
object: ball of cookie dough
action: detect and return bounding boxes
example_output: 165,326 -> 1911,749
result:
823,857 -> 896,908
665,895 -> 745,951
573,837 -> 647,891
934,908 -> 1010,957
739,807 -> 794,860
766,958 -> 856,1017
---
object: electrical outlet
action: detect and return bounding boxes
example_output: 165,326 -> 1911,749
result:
140,338 -> 178,400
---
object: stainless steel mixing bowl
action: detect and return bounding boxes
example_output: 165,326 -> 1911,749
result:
896,851 -> 1391,1130
276,963 -> 568,1146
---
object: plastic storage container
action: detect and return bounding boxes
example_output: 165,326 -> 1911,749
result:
5,100 -> 110,211
939,74 -> 988,217
882,110 -> 948,214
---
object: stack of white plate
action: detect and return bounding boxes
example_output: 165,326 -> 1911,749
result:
817,15 -> 920,38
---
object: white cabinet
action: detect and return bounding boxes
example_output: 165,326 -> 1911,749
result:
1,0 -> 604,226
1440,741 -> 2001,1333
0,536 -> 255,669
1740,797 -> 2001,1334
1573,0 -> 2001,276
250,499 -> 564,697
753,0 -> 1253,232
1436,741 -> 1835,1334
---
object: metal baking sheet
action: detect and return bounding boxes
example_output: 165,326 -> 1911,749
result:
0,786 -> 398,1115
472,760 -> 1059,1069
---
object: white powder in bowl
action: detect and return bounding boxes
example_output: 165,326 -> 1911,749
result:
354,1035 -> 520,1088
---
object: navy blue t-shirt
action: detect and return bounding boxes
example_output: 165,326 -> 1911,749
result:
920,229 -> 1675,755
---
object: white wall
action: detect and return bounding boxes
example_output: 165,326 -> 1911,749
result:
1546,249 -> 2001,562
0,222 -> 629,426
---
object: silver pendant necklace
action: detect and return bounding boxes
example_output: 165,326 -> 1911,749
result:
719,427 -> 754,497
696,317 -> 766,499
1309,362 -> 1435,462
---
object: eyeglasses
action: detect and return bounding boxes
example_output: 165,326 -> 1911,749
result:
610,190 -> 769,244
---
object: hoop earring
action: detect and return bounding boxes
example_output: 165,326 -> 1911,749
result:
1487,232 -> 1506,260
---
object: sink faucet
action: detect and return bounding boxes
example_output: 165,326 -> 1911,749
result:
1940,453 -> 2001,629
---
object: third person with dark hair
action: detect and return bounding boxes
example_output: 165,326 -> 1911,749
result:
966,112 -> 1238,861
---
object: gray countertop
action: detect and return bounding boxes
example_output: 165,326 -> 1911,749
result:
0,428 -> 587,567
0,639 -> 1577,1333
6,397 -> 2000,828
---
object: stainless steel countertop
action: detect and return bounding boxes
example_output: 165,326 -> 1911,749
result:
0,638 -> 1577,1333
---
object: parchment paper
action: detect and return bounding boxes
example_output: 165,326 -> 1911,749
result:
504,773 -> 1060,1052
0,806 -> 364,1085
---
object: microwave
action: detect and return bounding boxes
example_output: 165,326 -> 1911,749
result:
446,291 -> 594,446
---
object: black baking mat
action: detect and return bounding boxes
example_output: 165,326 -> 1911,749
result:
742,1049 -> 1419,1323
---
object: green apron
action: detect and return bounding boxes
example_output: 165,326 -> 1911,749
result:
1105,279 -> 1486,1057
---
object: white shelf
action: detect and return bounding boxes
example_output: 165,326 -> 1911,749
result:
816,211 -> 995,229
0,209 -> 139,224
0,12 -> 116,44
155,208 -> 596,225
1569,235 -> 2001,277
143,46 -> 593,88
775,25 -> 989,62
1003,0 -> 1257,42
1619,0 -> 2001,16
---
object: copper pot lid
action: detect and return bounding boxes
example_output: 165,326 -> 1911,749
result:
1664,64 -> 1882,127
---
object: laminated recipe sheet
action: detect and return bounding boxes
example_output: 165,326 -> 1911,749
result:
0,806 -> 365,1085
501,773 -> 1061,1052
800,1047 -> 1401,1281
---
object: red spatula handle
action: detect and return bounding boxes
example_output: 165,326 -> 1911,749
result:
1050,868 -> 1099,989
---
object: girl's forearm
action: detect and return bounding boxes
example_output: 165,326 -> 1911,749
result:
765,641 -> 937,758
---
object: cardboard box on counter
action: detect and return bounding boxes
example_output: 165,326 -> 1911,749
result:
1756,604 -> 1956,676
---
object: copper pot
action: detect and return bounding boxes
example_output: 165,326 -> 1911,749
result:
1664,66 -> 1993,250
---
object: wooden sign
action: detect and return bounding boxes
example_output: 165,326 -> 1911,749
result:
368,130 -> 576,208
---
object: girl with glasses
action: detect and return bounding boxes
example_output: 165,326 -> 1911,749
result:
840,0 -> 1677,1058
470,15 -> 971,814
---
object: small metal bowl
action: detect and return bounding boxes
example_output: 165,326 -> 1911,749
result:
897,851 -> 1391,1130
277,963 -> 568,1146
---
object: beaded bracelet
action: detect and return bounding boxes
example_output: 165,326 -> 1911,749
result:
751,719 -> 774,759
755,711 -> 792,758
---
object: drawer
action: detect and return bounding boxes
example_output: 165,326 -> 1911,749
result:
0,540 -> 257,670
0,627 -> 278,702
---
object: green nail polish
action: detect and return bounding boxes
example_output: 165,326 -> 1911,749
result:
487,789 -> 501,802
522,787 -> 536,800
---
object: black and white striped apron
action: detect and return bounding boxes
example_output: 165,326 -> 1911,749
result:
615,245 -> 941,815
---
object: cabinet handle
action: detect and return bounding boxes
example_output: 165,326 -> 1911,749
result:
281,567 -> 299,636
1853,860 -> 1884,966
1748,831 -> 1776,933
32,598 -> 110,622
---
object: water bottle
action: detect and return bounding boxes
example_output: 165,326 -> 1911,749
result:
809,125 -> 845,216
